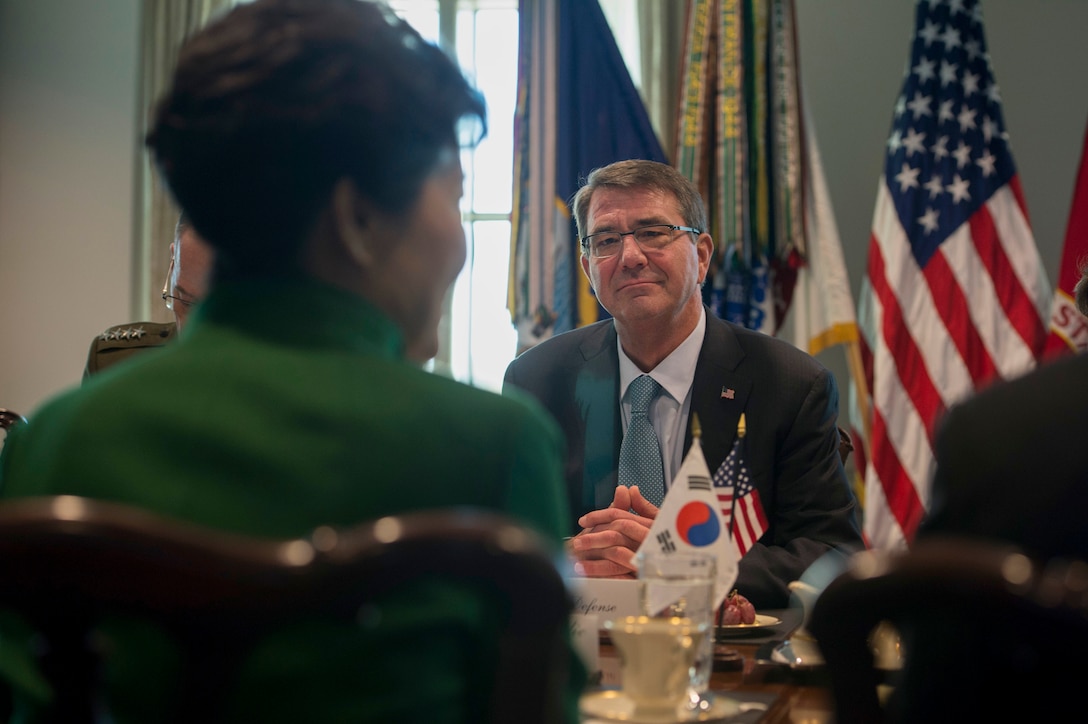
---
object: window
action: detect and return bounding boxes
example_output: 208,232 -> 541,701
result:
389,0 -> 519,393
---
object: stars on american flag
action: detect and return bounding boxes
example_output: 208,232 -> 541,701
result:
895,163 -> 920,192
884,0 -> 1013,264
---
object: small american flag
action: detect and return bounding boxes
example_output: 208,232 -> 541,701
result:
721,387 -> 735,400
712,430 -> 767,557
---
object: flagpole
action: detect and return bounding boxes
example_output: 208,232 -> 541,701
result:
845,339 -> 870,444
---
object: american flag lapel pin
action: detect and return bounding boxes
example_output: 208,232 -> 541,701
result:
721,386 -> 735,400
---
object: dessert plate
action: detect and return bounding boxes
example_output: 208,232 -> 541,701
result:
717,613 -> 781,635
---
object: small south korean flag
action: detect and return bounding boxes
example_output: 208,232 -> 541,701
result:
635,416 -> 739,609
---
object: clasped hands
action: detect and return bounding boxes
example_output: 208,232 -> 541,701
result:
568,485 -> 658,578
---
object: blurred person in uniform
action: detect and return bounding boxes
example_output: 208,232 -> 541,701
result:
0,0 -> 583,721
82,213 -> 213,379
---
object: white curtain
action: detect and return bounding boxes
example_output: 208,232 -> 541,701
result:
135,0 -> 233,322
637,0 -> 686,161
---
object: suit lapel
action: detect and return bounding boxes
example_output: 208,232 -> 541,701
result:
574,323 -> 622,510
571,313 -> 753,504
687,312 -> 753,474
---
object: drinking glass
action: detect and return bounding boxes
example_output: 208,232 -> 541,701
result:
635,550 -> 716,696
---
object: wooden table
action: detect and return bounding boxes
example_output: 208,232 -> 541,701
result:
590,608 -> 835,723
705,641 -> 833,724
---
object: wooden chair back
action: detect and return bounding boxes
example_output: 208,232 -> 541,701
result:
809,536 -> 1088,723
0,496 -> 573,723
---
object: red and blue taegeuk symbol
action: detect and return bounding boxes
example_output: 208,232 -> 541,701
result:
675,502 -> 721,547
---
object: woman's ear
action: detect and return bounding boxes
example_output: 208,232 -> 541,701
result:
331,178 -> 377,270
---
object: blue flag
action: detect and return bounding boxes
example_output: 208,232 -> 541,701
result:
511,0 -> 668,348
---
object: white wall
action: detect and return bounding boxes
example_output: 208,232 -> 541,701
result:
2,0 -> 1086,420
0,0 -> 140,416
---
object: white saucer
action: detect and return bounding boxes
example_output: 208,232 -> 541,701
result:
580,689 -> 741,723
768,637 -> 824,669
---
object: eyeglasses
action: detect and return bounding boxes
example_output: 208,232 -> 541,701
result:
161,261 -> 200,313
581,224 -> 701,260
162,291 -> 198,312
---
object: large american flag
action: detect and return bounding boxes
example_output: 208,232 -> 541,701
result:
858,0 -> 1050,551
712,431 -> 767,557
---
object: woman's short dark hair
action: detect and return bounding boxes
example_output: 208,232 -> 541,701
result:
146,0 -> 486,278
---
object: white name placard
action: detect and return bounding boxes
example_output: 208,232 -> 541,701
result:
569,578 -> 641,686
569,613 -> 599,674
568,577 -> 641,627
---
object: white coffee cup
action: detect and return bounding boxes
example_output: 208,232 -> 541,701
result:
604,615 -> 709,716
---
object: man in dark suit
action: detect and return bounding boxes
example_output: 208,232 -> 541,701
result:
504,159 -> 862,608
83,214 -> 212,378
919,262 -> 1088,559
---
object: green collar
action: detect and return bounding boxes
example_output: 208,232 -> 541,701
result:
186,277 -> 404,359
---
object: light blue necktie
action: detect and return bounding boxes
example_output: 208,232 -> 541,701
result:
618,375 -> 665,506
